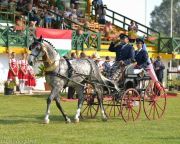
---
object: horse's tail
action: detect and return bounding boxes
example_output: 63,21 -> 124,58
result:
86,59 -> 111,93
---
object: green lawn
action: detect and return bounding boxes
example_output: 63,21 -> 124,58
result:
0,94 -> 180,144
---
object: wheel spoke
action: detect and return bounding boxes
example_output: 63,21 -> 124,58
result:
153,103 -> 156,119
81,105 -> 88,114
148,103 -> 153,118
87,106 -> 90,116
132,108 -> 138,115
90,107 -> 93,117
155,104 -> 160,118
92,105 -> 97,111
156,101 -> 164,112
131,108 -> 135,121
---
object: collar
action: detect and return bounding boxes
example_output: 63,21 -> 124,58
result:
137,48 -> 142,52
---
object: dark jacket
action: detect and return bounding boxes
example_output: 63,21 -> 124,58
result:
135,49 -> 149,68
109,42 -> 135,65
153,60 -> 165,80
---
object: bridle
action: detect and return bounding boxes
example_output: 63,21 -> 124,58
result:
29,42 -> 45,60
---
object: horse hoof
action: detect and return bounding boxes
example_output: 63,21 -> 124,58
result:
74,118 -> 79,123
102,117 -> 108,122
66,118 -> 71,124
44,119 -> 50,124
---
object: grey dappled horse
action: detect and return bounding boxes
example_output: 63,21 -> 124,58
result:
28,36 -> 107,123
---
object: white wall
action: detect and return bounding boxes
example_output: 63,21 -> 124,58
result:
0,54 -> 9,92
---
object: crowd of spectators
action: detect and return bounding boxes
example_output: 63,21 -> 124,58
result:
0,0 -> 126,41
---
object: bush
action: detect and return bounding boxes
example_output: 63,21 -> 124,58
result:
4,81 -> 16,89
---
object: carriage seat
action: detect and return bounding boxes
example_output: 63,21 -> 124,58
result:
124,64 -> 146,78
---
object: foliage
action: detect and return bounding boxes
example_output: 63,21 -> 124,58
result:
0,94 -> 180,144
4,81 -> 16,89
150,0 -> 180,37
36,64 -> 45,78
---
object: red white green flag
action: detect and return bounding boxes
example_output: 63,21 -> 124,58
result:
36,28 -> 72,56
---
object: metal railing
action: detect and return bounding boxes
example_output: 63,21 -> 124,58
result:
0,24 -> 33,49
159,37 -> 180,54
91,6 -> 160,38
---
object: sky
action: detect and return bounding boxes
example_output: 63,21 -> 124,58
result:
103,0 -> 163,27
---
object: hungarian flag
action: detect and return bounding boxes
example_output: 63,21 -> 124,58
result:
36,28 -> 72,56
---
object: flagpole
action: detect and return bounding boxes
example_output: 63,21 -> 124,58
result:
170,0 -> 173,81
145,0 -> 147,25
170,0 -> 173,37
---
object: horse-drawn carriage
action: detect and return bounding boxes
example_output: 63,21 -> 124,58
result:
81,64 -> 167,122
28,37 -> 166,123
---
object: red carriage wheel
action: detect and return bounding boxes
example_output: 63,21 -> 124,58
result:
143,81 -> 166,120
120,88 -> 141,122
104,95 -> 121,117
80,84 -> 99,119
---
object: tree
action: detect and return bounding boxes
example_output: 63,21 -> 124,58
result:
150,0 -> 180,37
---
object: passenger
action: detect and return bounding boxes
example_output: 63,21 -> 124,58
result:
134,38 -> 149,69
141,40 -> 158,82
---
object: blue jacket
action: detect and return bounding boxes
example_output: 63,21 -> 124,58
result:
109,42 -> 135,65
135,49 -> 149,68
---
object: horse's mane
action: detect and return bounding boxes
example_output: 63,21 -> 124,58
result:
43,39 -> 56,50
42,39 -> 59,55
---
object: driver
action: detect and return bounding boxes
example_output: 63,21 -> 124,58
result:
108,33 -> 135,90
109,34 -> 135,65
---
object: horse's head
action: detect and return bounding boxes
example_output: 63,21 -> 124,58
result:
28,36 -> 44,66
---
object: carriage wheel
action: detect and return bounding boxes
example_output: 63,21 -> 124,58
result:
80,84 -> 99,119
120,88 -> 141,122
143,81 -> 166,120
104,95 -> 121,117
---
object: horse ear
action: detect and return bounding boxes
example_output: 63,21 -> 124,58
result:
39,35 -> 43,42
33,36 -> 37,42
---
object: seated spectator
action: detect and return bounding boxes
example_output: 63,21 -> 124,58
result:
98,5 -> 106,24
102,56 -> 112,77
16,0 -> 26,12
76,4 -> 84,18
128,20 -> 138,43
70,0 -> 79,9
44,8 -> 52,28
13,16 -> 26,32
25,3 -> 40,27
92,0 -> 103,22
103,22 -> 117,41
91,52 -> 104,72
83,21 -> 89,32
79,52 -> 86,59
64,7 -> 72,18
71,9 -> 78,22
59,17 -> 68,30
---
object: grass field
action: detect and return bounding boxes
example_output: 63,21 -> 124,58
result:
0,94 -> 180,144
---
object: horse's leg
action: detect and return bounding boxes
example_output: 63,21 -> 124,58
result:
74,86 -> 84,123
44,87 -> 58,124
54,96 -> 71,123
96,86 -> 107,121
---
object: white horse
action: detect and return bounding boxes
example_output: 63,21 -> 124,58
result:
28,37 -> 107,123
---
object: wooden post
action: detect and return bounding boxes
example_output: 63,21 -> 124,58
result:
87,0 -> 92,16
